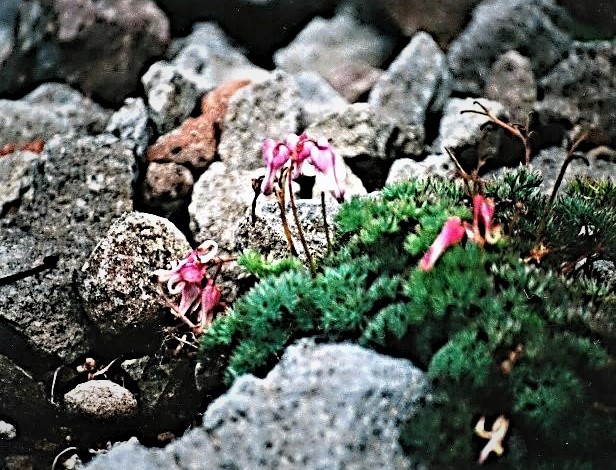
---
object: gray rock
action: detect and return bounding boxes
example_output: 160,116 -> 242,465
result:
310,161 -> 368,200
293,71 -> 348,127
434,97 -> 509,170
105,98 -> 151,159
485,50 -> 537,125
307,103 -> 424,191
142,22 -> 269,133
218,71 -> 302,171
141,162 -> 194,218
386,154 -> 454,185
274,7 -> 395,80
369,31 -> 451,127
133,356 -> 201,430
0,83 -> 111,145
79,212 -> 191,353
0,134 -> 135,365
325,62 -> 383,103
235,197 -> 340,264
0,0 -> 169,104
121,357 -> 150,382
60,453 -> 84,470
86,339 -> 428,470
0,151 -> 40,216
591,260 -> 616,287
141,62 -> 201,134
64,380 -> 138,420
0,420 -> 17,440
539,40 -> 616,146
447,0 -> 572,94
172,23 -> 269,87
189,161 -> 261,250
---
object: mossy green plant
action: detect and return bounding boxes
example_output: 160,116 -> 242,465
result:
200,167 -> 615,468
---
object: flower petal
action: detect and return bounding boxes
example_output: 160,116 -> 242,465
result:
419,217 -> 466,271
195,240 -> 219,264
261,140 -> 291,195
198,281 -> 222,328
178,283 -> 202,316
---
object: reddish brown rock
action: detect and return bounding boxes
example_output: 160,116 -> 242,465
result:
146,80 -> 251,170
0,139 -> 45,157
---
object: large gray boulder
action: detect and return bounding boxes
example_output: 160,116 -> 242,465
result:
0,134 -> 135,365
79,212 -> 191,354
86,339 -> 429,470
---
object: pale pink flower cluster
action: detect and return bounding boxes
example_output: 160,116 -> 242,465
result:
261,132 -> 345,202
419,195 -> 502,271
153,240 -> 222,332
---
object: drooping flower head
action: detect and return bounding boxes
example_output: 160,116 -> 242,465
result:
261,138 -> 292,196
260,132 -> 345,202
153,240 -> 220,322
468,194 -> 502,245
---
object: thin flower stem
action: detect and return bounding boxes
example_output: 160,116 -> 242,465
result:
276,168 -> 298,257
250,177 -> 263,225
288,162 -> 317,276
321,191 -> 332,255
535,130 -> 591,244
157,285 -> 199,330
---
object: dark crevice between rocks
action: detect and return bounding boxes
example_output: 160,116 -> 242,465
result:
345,156 -> 394,193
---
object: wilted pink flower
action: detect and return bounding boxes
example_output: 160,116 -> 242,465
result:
260,132 -> 345,202
153,240 -> 221,324
419,217 -> 467,271
198,279 -> 222,330
466,195 -> 502,246
419,195 -> 503,271
261,139 -> 292,196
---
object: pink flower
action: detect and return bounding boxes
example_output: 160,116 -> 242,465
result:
198,279 -> 222,330
260,132 -> 345,202
419,217 -> 467,271
153,240 -> 220,320
418,195 -> 503,271
261,139 -> 292,196
466,195 -> 502,246
306,137 -> 346,202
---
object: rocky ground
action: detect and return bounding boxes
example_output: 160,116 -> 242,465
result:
0,0 -> 614,468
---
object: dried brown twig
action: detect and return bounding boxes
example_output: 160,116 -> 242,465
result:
461,101 -> 534,165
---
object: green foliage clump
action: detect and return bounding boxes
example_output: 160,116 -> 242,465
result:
237,249 -> 303,278
200,168 -> 616,468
